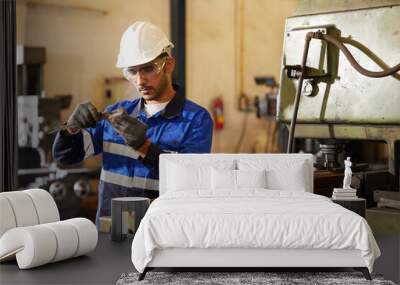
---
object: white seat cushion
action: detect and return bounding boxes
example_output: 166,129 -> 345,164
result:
0,196 -> 17,237
65,218 -> 98,257
24,189 -> 60,224
0,225 -> 57,269
42,222 -> 79,262
0,191 -> 39,227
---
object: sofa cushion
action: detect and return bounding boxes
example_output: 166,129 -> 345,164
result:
23,189 -> 60,224
0,189 -> 60,238
0,191 -> 39,228
42,221 -> 79,262
0,196 -> 17,237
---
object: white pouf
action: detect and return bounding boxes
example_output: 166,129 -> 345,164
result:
0,189 -> 98,269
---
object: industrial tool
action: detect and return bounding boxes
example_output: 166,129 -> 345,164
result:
254,76 -> 278,118
47,108 -> 126,134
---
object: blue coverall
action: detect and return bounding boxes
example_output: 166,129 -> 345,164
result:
53,92 -> 213,226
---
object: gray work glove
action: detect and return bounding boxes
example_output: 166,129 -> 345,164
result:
67,102 -> 101,129
109,110 -> 148,149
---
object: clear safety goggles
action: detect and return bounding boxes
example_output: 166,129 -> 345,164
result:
123,56 -> 168,82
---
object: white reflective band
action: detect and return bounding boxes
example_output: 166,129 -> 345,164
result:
82,129 -> 94,159
103,142 -> 140,159
100,169 -> 159,191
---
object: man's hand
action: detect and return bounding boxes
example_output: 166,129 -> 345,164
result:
67,102 -> 101,131
109,110 -> 148,149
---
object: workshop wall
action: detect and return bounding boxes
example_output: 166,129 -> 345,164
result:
187,0 -> 298,153
19,0 -> 169,120
17,0 -> 298,154
16,1 -> 27,45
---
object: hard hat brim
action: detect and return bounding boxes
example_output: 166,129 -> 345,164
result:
116,44 -> 174,69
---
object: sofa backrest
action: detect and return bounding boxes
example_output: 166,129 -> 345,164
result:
0,189 -> 60,238
159,153 -> 314,195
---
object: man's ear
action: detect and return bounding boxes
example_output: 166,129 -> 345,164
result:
165,57 -> 175,74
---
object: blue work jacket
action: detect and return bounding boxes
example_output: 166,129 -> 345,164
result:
53,92 -> 213,224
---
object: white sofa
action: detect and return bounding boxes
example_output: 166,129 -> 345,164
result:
0,189 -> 97,269
131,153 -> 379,281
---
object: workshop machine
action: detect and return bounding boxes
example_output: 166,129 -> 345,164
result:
17,45 -> 100,220
277,4 -> 400,205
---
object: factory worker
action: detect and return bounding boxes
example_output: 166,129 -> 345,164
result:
53,21 -> 213,227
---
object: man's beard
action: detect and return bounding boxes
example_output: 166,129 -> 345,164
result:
141,73 -> 168,101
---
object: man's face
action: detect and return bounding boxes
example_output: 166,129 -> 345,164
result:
124,56 -> 170,101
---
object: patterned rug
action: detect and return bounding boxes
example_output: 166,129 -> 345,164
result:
116,271 -> 396,285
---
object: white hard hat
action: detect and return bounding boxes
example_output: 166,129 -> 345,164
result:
116,21 -> 174,68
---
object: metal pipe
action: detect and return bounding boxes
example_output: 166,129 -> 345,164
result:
286,32 -> 313,153
286,31 -> 400,154
314,32 -> 400,78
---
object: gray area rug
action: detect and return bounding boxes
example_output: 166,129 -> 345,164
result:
116,271 -> 396,285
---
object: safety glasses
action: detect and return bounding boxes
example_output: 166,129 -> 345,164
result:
123,56 -> 168,82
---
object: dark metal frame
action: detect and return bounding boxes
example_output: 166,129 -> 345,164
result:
169,0 -> 185,98
0,0 -> 18,192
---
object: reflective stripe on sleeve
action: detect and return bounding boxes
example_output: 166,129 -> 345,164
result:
103,141 -> 140,159
82,129 -> 94,159
100,169 -> 159,191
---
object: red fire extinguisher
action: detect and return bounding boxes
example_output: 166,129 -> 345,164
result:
211,97 -> 224,130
